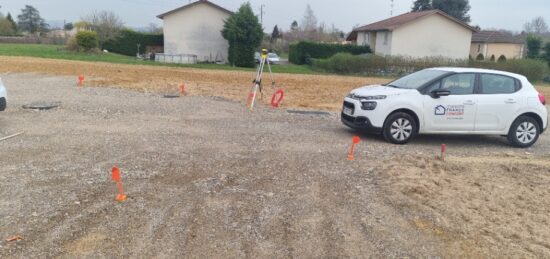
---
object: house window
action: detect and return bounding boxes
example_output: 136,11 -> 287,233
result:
384,32 -> 389,45
477,44 -> 481,52
363,33 -> 368,46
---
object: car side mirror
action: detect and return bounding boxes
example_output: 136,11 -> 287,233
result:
430,89 -> 451,98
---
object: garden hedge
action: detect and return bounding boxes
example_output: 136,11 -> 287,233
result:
103,29 -> 163,56
289,41 -> 371,65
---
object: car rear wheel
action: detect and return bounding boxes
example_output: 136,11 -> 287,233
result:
383,112 -> 417,144
507,116 -> 540,148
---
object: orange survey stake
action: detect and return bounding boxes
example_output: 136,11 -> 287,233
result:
78,75 -> 85,87
111,167 -> 127,202
347,136 -> 361,161
180,82 -> 185,96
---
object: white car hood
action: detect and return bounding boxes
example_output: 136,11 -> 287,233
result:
351,85 -> 413,97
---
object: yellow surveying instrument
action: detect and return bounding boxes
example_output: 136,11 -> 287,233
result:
247,49 -> 277,111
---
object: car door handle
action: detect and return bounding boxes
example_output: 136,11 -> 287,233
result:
505,99 -> 517,104
463,100 -> 475,105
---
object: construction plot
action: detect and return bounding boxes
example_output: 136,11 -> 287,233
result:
0,73 -> 549,258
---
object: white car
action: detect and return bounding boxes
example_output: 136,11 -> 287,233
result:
255,52 -> 280,64
342,68 -> 548,147
0,78 -> 6,111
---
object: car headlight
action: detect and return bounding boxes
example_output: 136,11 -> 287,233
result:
361,101 -> 377,110
363,95 -> 387,100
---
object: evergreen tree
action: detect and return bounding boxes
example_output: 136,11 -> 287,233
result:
271,25 -> 281,40
6,13 -> 17,32
222,3 -> 263,67
290,21 -> 299,31
432,0 -> 471,23
526,35 -> 542,59
17,5 -> 48,33
412,0 -> 432,12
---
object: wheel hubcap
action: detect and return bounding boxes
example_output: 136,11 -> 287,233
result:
390,118 -> 412,141
516,122 -> 537,144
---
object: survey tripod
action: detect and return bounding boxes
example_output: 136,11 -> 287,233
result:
247,49 -> 276,111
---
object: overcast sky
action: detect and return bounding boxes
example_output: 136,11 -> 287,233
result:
0,0 -> 549,32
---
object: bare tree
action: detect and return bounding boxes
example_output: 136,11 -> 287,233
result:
524,16 -> 549,35
146,23 -> 163,34
83,11 -> 124,48
301,4 -> 317,31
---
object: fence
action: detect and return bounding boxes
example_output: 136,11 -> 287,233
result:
155,53 -> 198,64
0,36 -> 67,45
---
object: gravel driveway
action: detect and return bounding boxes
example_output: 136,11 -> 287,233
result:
1,73 -> 549,258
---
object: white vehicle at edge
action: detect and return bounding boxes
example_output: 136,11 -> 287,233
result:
0,78 -> 6,112
341,67 -> 548,148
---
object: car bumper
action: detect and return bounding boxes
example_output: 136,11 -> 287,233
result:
341,112 -> 382,134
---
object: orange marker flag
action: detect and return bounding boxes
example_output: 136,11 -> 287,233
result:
111,167 -> 127,202
441,144 -> 447,161
348,136 -> 360,161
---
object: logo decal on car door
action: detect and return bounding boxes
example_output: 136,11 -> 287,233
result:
435,105 -> 446,115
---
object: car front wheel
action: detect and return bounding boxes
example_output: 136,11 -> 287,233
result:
507,116 -> 540,148
383,112 -> 417,144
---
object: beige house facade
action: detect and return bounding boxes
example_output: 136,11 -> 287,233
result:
348,10 -> 476,59
470,31 -> 524,60
157,0 -> 233,63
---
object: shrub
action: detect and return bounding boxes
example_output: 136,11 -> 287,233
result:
103,29 -> 163,56
222,3 -> 263,67
498,55 -> 507,62
65,35 -> 79,51
526,35 -> 542,59
75,31 -> 99,51
476,53 -> 484,60
469,59 -> 549,82
490,54 -> 496,62
544,42 -> 550,67
289,41 -> 371,65
312,53 -> 549,82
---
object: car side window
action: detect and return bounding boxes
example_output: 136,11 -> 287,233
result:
439,74 -> 476,95
480,74 -> 517,94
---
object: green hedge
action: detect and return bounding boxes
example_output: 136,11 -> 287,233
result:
103,29 -> 163,56
289,41 -> 371,65
75,31 -> 99,51
312,53 -> 549,82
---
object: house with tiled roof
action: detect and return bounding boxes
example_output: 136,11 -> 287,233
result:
347,10 -> 477,59
157,0 -> 233,64
470,30 -> 525,60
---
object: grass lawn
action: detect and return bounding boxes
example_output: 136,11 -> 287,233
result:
0,43 -> 314,75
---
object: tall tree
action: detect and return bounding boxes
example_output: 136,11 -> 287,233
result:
0,17 -> 16,36
17,5 -> 48,34
301,4 -> 317,32
412,0 -> 432,12
524,17 -> 549,35
222,3 -> 263,67
6,13 -> 16,32
431,0 -> 471,23
83,11 -> 124,48
271,25 -> 281,40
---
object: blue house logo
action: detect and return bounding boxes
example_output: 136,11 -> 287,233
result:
435,105 -> 446,116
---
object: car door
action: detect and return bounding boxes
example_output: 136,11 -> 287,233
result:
422,73 -> 478,132
474,73 -> 522,132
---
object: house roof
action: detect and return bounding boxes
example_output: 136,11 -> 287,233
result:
472,30 -> 523,44
157,0 -> 233,19
347,10 -> 476,41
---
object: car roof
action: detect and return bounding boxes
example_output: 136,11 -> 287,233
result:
429,67 -> 525,79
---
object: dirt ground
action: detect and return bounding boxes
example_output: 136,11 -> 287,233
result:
0,72 -> 549,258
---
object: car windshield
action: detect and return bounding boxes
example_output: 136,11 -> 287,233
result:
268,53 -> 278,58
386,69 -> 450,89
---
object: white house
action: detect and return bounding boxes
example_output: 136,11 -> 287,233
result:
157,0 -> 233,64
347,10 -> 476,59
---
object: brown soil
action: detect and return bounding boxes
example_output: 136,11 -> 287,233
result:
0,56 -> 389,111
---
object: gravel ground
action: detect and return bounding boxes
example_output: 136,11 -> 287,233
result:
1,73 -> 549,258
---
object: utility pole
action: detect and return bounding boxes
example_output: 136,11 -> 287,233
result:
260,4 -> 265,25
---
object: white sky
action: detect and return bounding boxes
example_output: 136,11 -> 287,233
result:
0,0 -> 549,32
